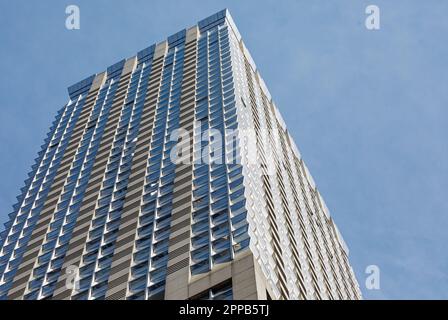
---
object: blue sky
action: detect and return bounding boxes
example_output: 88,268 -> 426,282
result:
0,1 -> 447,299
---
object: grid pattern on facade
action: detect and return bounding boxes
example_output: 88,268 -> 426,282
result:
0,9 -> 361,300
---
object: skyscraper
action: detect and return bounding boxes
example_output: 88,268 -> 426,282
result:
0,9 -> 361,300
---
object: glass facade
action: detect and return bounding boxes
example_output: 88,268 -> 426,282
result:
0,9 -> 361,300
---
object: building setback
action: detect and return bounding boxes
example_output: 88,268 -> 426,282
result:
0,9 -> 361,300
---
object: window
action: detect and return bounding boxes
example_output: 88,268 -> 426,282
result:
190,280 -> 233,300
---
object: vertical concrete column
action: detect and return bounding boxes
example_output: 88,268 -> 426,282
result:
51,59 -> 136,299
164,26 -> 198,300
185,251 -> 271,300
104,43 -> 167,300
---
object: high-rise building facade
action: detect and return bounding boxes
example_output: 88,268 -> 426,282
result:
0,10 -> 361,300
